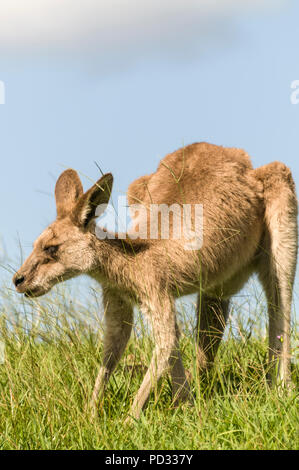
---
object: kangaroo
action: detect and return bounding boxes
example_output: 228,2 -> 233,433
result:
13,142 -> 298,422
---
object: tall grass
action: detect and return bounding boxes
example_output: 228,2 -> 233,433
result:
0,277 -> 298,450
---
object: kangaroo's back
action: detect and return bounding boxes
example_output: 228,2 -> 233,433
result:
128,142 -> 265,285
128,142 -> 254,205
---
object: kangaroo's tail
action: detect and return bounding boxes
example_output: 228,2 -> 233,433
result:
255,161 -> 298,288
254,161 -> 298,385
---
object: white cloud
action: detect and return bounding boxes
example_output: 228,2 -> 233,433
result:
0,0 -> 287,69
0,1 -> 286,48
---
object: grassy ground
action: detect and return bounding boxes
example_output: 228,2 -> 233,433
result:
0,285 -> 298,450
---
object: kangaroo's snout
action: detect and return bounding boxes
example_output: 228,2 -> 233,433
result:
13,273 -> 25,288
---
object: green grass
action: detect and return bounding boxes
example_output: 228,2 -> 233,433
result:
0,285 -> 298,450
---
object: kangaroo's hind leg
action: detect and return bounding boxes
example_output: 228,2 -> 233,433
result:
196,294 -> 230,370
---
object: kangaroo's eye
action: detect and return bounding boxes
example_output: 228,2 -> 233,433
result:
44,245 -> 59,256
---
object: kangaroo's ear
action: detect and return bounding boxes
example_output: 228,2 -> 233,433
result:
55,169 -> 84,218
72,173 -> 113,228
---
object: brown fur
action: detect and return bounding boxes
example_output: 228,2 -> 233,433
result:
13,142 -> 298,422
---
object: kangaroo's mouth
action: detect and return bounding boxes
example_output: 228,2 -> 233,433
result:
24,286 -> 50,298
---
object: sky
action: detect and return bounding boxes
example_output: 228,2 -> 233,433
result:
0,0 -> 298,320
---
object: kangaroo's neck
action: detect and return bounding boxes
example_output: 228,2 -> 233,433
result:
90,230 -> 149,290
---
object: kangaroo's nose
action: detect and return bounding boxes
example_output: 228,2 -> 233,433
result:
14,275 -> 25,287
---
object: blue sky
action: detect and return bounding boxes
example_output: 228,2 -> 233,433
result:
0,1 -> 298,317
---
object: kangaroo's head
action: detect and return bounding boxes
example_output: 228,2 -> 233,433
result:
13,169 -> 113,297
